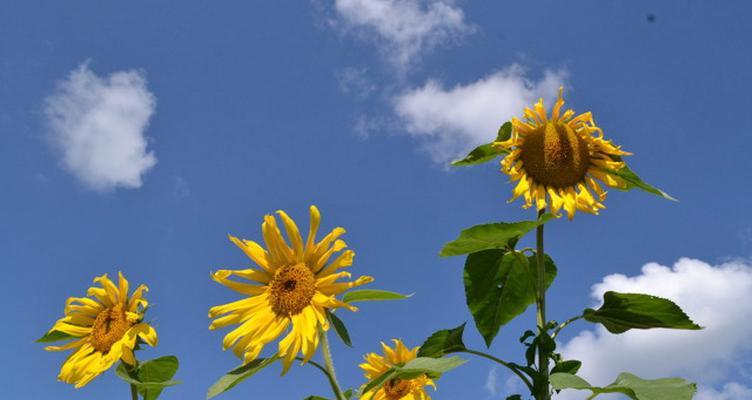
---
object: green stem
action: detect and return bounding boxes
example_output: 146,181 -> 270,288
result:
130,384 -> 138,400
298,357 -> 344,399
461,349 -> 533,391
551,315 -> 584,339
320,331 -> 347,400
535,208 -> 550,400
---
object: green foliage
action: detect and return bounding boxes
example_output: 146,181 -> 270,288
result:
326,310 -> 352,347
440,214 -> 555,257
36,330 -> 78,343
464,250 -> 556,346
600,157 -> 676,201
584,291 -> 702,334
551,372 -> 697,400
359,357 -> 466,396
342,289 -> 411,303
206,357 -> 279,399
550,360 -> 582,375
115,356 -> 180,400
303,396 -> 330,400
416,323 -> 467,358
451,122 -> 512,166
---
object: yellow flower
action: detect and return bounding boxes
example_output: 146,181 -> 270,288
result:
495,87 -> 632,219
43,272 -> 158,388
359,339 -> 436,400
209,205 -> 373,373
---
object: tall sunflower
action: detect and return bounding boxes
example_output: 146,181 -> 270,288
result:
495,87 -> 632,219
360,339 -> 435,400
43,272 -> 157,388
209,205 -> 373,372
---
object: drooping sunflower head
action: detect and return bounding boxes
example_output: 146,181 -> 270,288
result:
209,205 -> 374,373
360,339 -> 436,400
495,87 -> 632,219
42,272 -> 158,388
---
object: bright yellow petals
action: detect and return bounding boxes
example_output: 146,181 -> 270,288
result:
360,339 -> 436,400
43,272 -> 156,388
209,205 -> 373,373
496,87 -> 631,219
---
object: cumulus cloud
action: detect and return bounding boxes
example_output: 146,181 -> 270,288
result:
393,65 -> 566,163
557,258 -> 752,399
44,63 -> 157,192
332,0 -> 474,70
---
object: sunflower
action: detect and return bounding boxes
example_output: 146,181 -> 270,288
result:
360,339 -> 435,400
43,272 -> 157,388
209,205 -> 373,373
494,87 -> 632,219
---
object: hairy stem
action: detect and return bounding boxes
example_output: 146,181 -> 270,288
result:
535,208 -> 550,400
551,315 -> 584,339
320,331 -> 347,400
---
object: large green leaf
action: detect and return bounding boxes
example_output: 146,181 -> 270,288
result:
551,372 -> 696,400
115,356 -> 181,400
440,214 -> 555,257
36,330 -> 78,343
416,323 -> 467,358
464,250 -> 556,346
326,310 -> 352,347
451,122 -> 512,167
600,157 -> 676,201
360,357 -> 467,396
206,357 -> 279,399
584,291 -> 701,334
342,289 -> 411,303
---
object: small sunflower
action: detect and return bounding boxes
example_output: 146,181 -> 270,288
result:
209,205 -> 373,373
360,339 -> 435,400
43,272 -> 157,388
495,87 -> 632,219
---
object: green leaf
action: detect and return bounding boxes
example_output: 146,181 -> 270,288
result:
451,122 -> 512,167
440,214 -> 555,257
506,396 -> 523,400
551,360 -> 582,375
303,396 -> 330,400
551,372 -> 697,400
416,323 -> 467,358
600,158 -> 676,201
343,389 -> 353,399
115,357 -> 181,400
36,330 -> 78,343
206,357 -> 279,399
360,357 -> 467,396
342,289 -> 411,303
464,250 -> 556,346
326,310 -> 352,347
583,291 -> 702,334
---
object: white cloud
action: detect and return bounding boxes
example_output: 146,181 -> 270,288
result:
484,366 -> 498,396
44,63 -> 157,192
336,66 -> 377,100
557,258 -> 752,399
332,0 -> 474,70
393,65 -> 566,163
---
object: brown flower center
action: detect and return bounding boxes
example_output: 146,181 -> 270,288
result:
519,122 -> 591,188
269,263 -> 316,316
384,378 -> 413,400
90,304 -> 131,353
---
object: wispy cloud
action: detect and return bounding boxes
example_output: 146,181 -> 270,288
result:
484,366 -> 498,396
392,65 -> 566,163
44,62 -> 157,192
557,258 -> 752,399
332,0 -> 474,71
336,66 -> 377,100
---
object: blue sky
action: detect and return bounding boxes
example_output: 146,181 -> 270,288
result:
2,1 -> 752,399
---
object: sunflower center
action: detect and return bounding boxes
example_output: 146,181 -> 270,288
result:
90,304 -> 130,353
384,378 -> 412,400
518,121 -> 591,188
269,263 -> 316,316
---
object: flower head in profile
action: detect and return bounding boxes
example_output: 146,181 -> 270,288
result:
42,272 -> 157,388
495,87 -> 631,219
360,339 -> 435,400
209,205 -> 373,373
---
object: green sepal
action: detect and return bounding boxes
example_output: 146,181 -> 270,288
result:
115,356 -> 181,400
550,372 -> 697,400
342,289 -> 411,303
36,330 -> 78,343
440,213 -> 555,257
583,291 -> 702,334
359,357 -> 466,397
416,323 -> 467,358
206,356 -> 279,399
326,310 -> 352,347
451,122 -> 512,167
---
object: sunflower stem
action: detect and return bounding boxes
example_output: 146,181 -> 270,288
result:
130,384 -> 138,400
535,208 -> 550,400
320,330 -> 347,400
